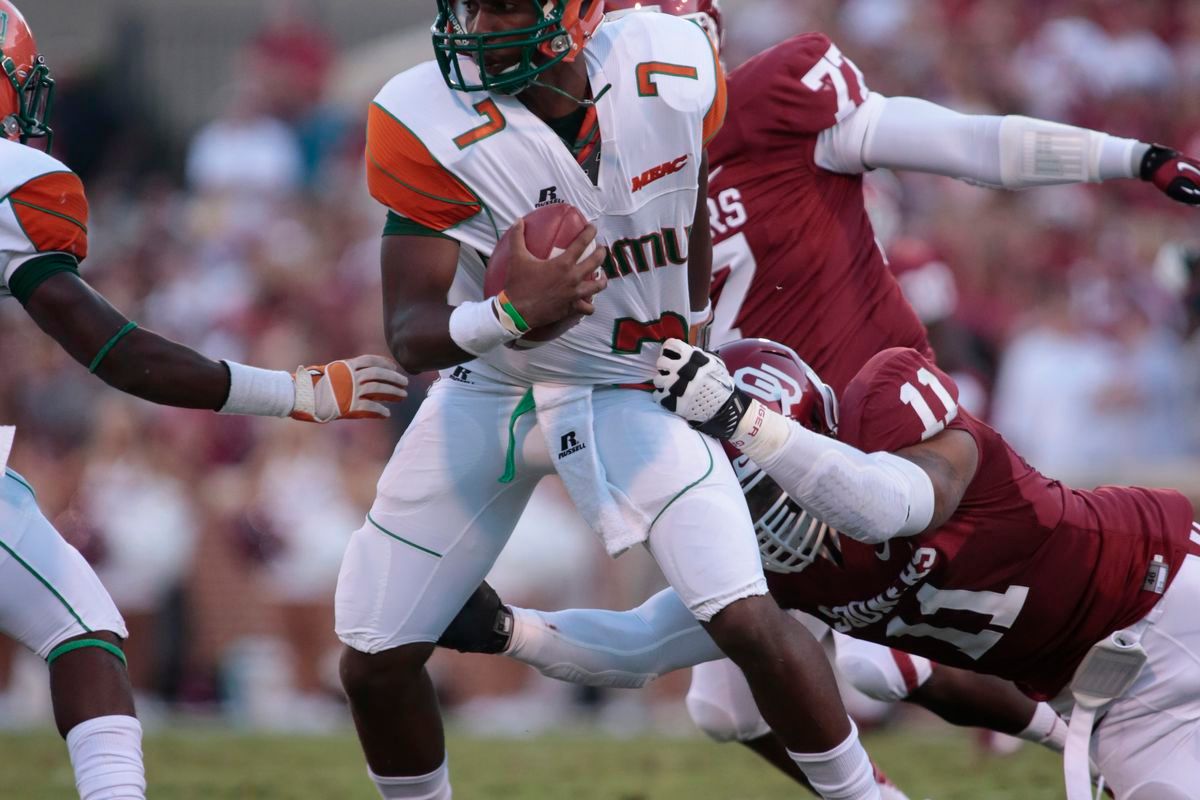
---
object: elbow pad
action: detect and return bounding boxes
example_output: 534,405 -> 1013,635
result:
997,116 -> 1141,188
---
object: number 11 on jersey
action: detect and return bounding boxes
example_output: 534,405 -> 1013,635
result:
900,368 -> 958,441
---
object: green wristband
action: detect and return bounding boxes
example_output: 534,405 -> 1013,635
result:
88,321 -> 138,374
496,291 -> 530,334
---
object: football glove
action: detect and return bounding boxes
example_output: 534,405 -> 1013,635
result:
290,354 -> 408,423
653,338 -> 751,439
1141,144 -> 1200,205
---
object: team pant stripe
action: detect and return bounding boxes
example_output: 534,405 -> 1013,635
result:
0,537 -> 91,633
889,648 -> 921,695
366,512 -> 444,559
1190,522 -> 1200,547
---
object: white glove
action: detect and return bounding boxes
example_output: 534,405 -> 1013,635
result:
291,354 -> 408,423
653,338 -> 750,439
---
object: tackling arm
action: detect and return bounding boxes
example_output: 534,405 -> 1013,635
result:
653,340 -> 978,545
737,402 -> 975,544
816,93 -> 1200,203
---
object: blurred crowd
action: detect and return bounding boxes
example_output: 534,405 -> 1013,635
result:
0,0 -> 1198,734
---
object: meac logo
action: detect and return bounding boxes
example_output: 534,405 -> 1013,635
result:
631,155 -> 689,193
733,363 -> 804,417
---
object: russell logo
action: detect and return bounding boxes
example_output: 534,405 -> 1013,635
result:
558,431 -> 587,459
536,186 -> 562,207
632,154 -> 689,192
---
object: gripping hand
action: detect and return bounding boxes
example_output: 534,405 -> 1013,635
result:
653,338 -> 750,440
1141,144 -> 1200,205
291,354 -> 408,423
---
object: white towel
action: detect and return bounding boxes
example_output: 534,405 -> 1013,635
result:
0,426 -> 13,473
531,384 -> 651,557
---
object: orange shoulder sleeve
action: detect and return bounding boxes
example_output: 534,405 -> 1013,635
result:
366,103 -> 481,232
8,171 -> 89,260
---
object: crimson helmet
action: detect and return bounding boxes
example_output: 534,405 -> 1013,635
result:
0,1 -> 53,146
603,1 -> 723,51
434,0 -> 605,95
717,338 -> 840,574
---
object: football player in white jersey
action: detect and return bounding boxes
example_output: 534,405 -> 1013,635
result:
0,4 -> 407,798
338,2 -> 882,798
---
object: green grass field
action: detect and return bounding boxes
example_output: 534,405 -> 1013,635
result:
0,728 -> 1065,799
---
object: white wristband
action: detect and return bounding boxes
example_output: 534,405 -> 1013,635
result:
730,399 -> 793,463
220,360 -> 295,417
449,299 -> 521,357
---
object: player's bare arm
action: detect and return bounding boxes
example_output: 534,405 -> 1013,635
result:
380,233 -> 470,373
23,270 -> 406,422
654,338 -> 963,545
893,429 -> 977,533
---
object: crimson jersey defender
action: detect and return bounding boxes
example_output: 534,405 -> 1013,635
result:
706,33 -> 931,395
764,347 -> 1198,699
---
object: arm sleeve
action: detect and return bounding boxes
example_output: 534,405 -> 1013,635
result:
365,103 -> 481,232
816,94 -> 1145,185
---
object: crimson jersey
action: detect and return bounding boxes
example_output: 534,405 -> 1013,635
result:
766,348 -> 1198,699
706,33 -> 929,394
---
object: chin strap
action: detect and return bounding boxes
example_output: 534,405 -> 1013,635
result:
525,79 -> 612,107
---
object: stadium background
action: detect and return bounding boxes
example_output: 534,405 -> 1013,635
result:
1,1 -> 1199,797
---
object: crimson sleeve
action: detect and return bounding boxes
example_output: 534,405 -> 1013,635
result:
839,348 -> 962,452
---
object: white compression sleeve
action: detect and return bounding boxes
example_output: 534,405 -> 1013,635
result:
735,401 -> 934,545
816,93 -> 1146,187
505,589 -> 724,688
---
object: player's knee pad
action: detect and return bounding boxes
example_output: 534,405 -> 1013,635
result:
685,661 -> 771,743
685,691 -> 770,743
835,637 -> 931,704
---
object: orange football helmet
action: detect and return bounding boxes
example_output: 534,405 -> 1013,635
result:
0,1 -> 53,145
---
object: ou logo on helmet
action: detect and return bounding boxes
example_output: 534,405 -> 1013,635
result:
733,363 -> 803,417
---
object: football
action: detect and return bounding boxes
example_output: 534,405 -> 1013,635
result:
484,203 -> 596,349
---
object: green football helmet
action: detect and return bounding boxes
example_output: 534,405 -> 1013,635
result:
432,0 -> 604,95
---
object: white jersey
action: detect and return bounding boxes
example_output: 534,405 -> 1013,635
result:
0,138 -> 88,302
367,12 -> 726,385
